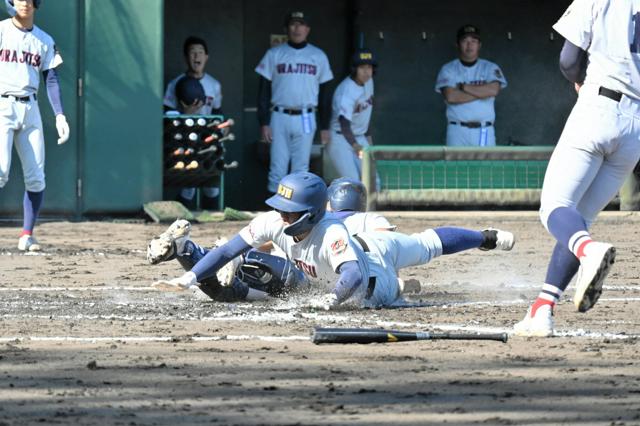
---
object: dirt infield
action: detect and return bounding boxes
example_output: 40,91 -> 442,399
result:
1,212 -> 639,425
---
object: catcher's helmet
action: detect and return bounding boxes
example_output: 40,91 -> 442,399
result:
266,172 -> 327,236
351,48 -> 377,68
6,0 -> 41,16
175,75 -> 206,107
327,177 -> 367,212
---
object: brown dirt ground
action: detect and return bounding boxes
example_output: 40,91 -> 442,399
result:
1,211 -> 639,425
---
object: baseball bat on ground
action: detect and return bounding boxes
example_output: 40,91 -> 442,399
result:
311,327 -> 508,344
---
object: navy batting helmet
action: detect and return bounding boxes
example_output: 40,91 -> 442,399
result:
351,48 -> 377,68
6,0 -> 41,16
266,172 -> 327,236
175,76 -> 206,107
327,178 -> 367,212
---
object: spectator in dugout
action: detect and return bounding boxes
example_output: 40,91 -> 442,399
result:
164,36 -> 223,209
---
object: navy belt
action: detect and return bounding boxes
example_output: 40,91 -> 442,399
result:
273,106 -> 314,115
449,121 -> 492,128
2,94 -> 36,102
353,234 -> 376,299
598,87 -> 622,102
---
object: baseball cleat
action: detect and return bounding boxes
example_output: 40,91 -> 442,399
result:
479,228 -> 515,251
212,237 -> 242,286
18,234 -> 41,252
573,242 -> 615,313
147,219 -> 192,265
513,304 -> 554,337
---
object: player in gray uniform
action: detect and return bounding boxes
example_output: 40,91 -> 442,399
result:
435,25 -> 507,147
327,49 -> 376,182
150,172 -> 516,309
256,11 -> 333,194
0,0 -> 70,252
514,0 -> 640,337
164,36 -> 223,208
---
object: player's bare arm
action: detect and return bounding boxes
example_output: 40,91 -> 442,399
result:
441,86 -> 478,104
459,81 -> 500,99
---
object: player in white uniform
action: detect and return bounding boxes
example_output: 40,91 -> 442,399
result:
435,25 -> 507,147
0,0 -> 70,252
151,172 -> 516,308
327,49 -> 376,181
255,11 -> 333,193
164,36 -> 222,208
514,0 -> 640,337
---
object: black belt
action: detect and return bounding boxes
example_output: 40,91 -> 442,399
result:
1,94 -> 36,102
449,121 -> 492,128
598,87 -> 622,102
335,130 -> 365,136
272,106 -> 314,115
353,234 -> 376,299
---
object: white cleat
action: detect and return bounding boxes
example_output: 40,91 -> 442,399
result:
212,237 -> 242,287
152,272 -> 198,292
18,234 -> 41,252
479,228 -> 515,251
147,219 -> 192,265
513,305 -> 554,337
573,242 -> 615,313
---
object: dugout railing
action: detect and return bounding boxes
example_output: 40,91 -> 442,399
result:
361,146 -> 555,210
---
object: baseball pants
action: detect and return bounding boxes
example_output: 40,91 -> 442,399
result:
0,97 -> 45,192
268,111 -> 316,193
356,229 -> 443,307
326,131 -> 369,180
446,123 -> 495,147
540,83 -> 640,229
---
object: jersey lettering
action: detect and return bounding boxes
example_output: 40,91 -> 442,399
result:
294,259 -> 317,278
0,49 -> 41,67
354,96 -> 373,113
276,62 -> 318,75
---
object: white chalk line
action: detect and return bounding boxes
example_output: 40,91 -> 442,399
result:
1,312 -> 637,341
0,335 -> 309,344
0,284 -> 637,292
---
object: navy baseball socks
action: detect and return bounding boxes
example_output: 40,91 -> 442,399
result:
18,190 -> 44,252
433,227 -> 515,254
547,207 -> 616,312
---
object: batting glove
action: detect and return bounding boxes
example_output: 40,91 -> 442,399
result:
152,271 -> 198,292
55,114 -> 70,145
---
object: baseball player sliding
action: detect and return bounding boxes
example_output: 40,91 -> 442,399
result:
150,172 -> 515,308
514,0 -> 640,337
0,0 -> 70,252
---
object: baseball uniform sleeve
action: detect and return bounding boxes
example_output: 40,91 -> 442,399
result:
212,80 -> 222,110
489,63 -> 508,88
42,41 -> 63,71
317,51 -> 334,84
255,49 -> 274,81
336,86 -> 358,122
238,211 -> 282,247
553,0 -> 594,50
163,78 -> 178,109
435,64 -> 454,92
322,224 -> 359,273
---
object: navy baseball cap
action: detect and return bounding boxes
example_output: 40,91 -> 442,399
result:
284,11 -> 308,26
457,24 -> 480,42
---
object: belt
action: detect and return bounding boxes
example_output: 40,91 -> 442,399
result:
449,121 -> 492,128
598,86 -> 622,102
272,106 -> 314,115
335,130 -> 366,136
1,93 -> 36,102
353,234 -> 376,299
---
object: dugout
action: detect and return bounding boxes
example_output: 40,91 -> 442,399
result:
7,0 -> 635,217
